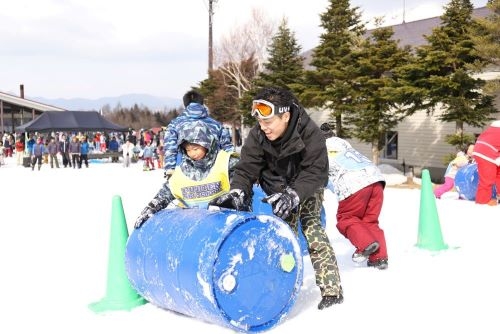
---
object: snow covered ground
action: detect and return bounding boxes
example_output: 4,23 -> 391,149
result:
0,156 -> 498,333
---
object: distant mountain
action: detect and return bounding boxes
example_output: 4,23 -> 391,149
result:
30,93 -> 183,112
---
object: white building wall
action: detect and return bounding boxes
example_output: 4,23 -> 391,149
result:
348,108 -> 499,177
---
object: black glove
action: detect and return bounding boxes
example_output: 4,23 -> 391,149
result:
134,198 -> 166,229
164,170 -> 174,181
262,187 -> 299,219
208,189 -> 249,211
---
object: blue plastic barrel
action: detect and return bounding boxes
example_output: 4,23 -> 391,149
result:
125,208 -> 303,333
455,163 -> 497,200
251,185 -> 327,256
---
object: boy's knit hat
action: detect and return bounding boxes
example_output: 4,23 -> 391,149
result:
178,120 -> 216,151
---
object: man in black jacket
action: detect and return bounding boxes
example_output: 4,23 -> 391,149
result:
58,134 -> 72,168
209,86 -> 343,310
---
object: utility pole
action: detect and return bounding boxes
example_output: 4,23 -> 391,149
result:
402,0 -> 406,24
208,0 -> 217,71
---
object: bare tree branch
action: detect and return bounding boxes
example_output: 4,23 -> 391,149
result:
214,8 -> 276,97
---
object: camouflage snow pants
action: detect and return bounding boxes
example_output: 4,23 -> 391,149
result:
285,188 -> 343,297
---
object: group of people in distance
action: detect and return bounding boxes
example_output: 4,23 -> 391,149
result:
133,86 -> 390,311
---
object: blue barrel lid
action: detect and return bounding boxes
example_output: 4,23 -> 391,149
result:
212,214 -> 303,332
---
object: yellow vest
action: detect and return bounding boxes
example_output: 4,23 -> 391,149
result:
169,150 -> 231,208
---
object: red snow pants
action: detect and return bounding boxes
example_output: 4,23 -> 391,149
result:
336,182 -> 387,261
475,156 -> 500,204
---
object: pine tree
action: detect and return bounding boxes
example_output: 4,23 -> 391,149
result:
346,23 -> 414,164
301,0 -> 365,137
242,18 -> 306,126
200,69 -> 240,126
258,18 -> 305,91
470,0 -> 500,96
413,0 -> 496,148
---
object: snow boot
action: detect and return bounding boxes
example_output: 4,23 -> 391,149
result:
352,241 -> 379,263
318,293 -> 344,310
367,258 -> 388,270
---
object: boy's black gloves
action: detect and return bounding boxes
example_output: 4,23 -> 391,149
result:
208,189 -> 250,211
134,198 -> 167,229
262,187 -> 299,219
164,169 -> 174,181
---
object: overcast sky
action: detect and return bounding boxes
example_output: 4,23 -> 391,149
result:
0,0 -> 487,100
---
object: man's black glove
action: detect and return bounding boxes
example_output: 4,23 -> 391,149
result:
134,198 -> 167,229
208,189 -> 249,211
262,187 -> 300,219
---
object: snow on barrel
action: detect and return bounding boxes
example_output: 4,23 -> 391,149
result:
125,208 -> 303,332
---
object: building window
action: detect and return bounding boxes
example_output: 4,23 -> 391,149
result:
383,131 -> 398,159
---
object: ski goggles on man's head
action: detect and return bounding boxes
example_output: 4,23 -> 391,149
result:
251,99 -> 291,120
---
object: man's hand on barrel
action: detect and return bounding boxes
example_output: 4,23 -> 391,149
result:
208,189 -> 250,211
262,187 -> 299,220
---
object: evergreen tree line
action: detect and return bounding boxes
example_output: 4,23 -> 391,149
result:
101,102 -> 181,132
197,0 -> 500,164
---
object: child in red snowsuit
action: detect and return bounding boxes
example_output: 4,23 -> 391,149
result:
322,123 -> 388,270
472,120 -> 500,205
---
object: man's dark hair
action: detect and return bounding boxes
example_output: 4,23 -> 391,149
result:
254,86 -> 296,110
183,90 -> 204,107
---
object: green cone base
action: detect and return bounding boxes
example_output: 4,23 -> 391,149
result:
89,295 -> 147,313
